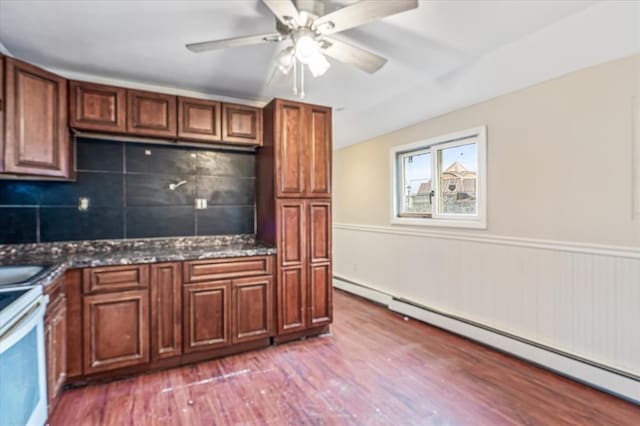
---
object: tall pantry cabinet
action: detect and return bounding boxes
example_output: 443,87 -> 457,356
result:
257,99 -> 332,339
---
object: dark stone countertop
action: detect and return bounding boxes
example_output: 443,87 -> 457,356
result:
0,235 -> 276,289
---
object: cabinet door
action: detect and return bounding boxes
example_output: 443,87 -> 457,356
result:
222,103 -> 262,146
275,100 -> 305,196
150,263 -> 182,360
2,58 -> 71,177
127,89 -> 177,138
307,200 -> 332,327
277,199 -> 307,334
183,281 -> 231,353
69,81 -> 126,133
83,290 -> 150,374
232,276 -> 273,343
45,297 -> 67,411
178,97 -> 221,142
305,105 -> 332,197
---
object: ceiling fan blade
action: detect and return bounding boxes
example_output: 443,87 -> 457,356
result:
186,33 -> 280,53
321,38 -> 387,74
313,0 -> 418,35
261,0 -> 300,27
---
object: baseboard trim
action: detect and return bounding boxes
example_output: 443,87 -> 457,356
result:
333,277 -> 640,404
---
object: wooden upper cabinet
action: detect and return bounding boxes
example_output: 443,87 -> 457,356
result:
127,89 -> 177,138
275,100 -> 305,197
268,99 -> 331,198
2,57 -> 71,178
69,81 -> 126,133
222,102 -> 262,146
305,105 -> 332,197
178,97 -> 221,142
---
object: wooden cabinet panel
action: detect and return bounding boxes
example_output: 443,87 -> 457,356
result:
45,296 -> 67,412
83,264 -> 149,294
150,263 -> 182,360
308,263 -> 332,327
69,81 -> 126,133
276,101 -> 305,196
184,256 -> 273,283
83,290 -> 150,374
183,281 -> 231,353
64,269 -> 83,378
232,276 -> 273,343
222,103 -> 262,146
2,57 -> 71,177
308,200 -> 331,263
278,267 -> 306,334
305,105 -> 332,197
278,199 -> 305,267
127,89 -> 176,138
178,97 -> 221,142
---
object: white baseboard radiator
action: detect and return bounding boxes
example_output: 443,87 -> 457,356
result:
333,276 -> 640,404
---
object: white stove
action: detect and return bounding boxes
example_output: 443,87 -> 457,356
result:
0,273 -> 50,426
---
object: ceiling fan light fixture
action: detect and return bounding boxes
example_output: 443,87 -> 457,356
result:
308,52 -> 330,77
276,46 -> 295,74
293,29 -> 319,64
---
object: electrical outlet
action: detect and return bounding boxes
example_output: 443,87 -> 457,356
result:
195,198 -> 208,209
78,197 -> 90,211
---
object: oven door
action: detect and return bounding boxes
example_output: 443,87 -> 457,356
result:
0,296 -> 48,426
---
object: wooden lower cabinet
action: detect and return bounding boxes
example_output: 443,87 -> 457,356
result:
83,289 -> 150,374
308,263 -> 332,327
45,296 -> 67,413
183,281 -> 231,353
275,199 -> 332,335
232,276 -> 273,343
278,267 -> 307,334
150,262 -> 182,360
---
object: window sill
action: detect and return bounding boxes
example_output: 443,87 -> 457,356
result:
391,216 -> 487,229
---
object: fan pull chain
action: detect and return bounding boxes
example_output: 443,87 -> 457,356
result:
292,59 -> 298,95
300,63 -> 305,99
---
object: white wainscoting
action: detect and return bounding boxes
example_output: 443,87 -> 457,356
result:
333,223 -> 640,402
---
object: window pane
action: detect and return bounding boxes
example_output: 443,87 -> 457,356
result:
399,151 -> 432,215
437,142 -> 477,215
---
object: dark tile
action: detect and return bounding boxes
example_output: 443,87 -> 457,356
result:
126,144 -> 196,175
0,207 -> 38,243
197,176 -> 255,205
196,206 -> 254,236
126,174 -> 195,207
197,151 -> 255,177
40,207 -> 124,242
76,138 -> 124,172
39,172 -> 123,207
0,181 -> 43,205
126,206 -> 194,238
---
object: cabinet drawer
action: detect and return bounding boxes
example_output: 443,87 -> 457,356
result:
83,265 -> 149,294
183,256 -> 273,283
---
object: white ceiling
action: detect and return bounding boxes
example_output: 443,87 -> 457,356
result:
1,0 -> 638,149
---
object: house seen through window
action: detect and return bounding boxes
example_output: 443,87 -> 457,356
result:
392,127 -> 486,228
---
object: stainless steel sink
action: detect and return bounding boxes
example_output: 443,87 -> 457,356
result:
0,265 -> 52,287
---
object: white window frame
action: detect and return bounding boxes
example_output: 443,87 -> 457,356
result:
390,126 -> 487,229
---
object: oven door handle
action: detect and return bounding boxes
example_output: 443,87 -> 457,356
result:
0,296 -> 47,349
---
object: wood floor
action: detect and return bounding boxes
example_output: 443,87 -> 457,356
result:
50,289 -> 640,425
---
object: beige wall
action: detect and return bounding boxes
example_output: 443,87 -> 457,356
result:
334,55 -> 640,247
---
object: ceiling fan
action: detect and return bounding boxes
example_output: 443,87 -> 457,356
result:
186,0 -> 419,98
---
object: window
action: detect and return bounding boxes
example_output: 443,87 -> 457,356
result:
391,126 -> 487,228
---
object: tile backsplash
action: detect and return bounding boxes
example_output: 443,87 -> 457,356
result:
0,138 -> 255,243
